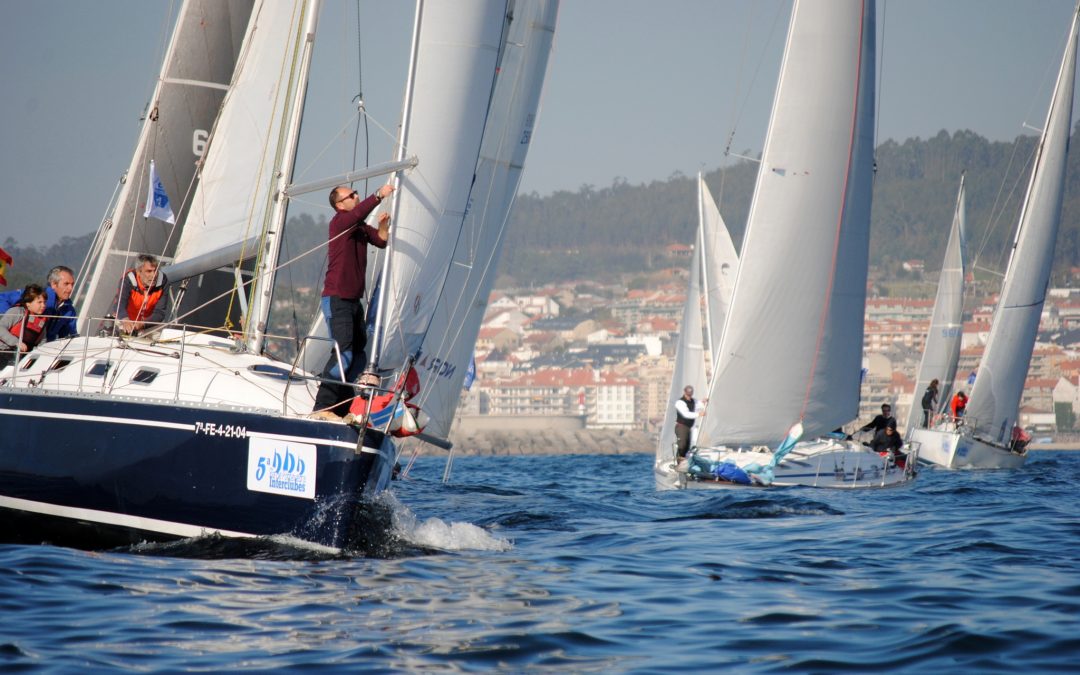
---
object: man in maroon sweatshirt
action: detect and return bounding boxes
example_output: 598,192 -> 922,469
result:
312,183 -> 394,418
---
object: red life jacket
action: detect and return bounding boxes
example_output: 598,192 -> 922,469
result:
125,269 -> 165,322
8,310 -> 46,348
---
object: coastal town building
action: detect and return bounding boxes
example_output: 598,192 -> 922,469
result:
458,274 -> 1080,440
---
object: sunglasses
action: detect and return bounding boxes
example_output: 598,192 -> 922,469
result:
335,190 -> 358,204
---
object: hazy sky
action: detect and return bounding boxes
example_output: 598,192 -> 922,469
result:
1,0 -> 1077,247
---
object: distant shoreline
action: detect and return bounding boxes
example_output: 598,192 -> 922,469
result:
416,428 -> 1080,456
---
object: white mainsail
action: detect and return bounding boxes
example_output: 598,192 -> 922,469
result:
697,175 -> 738,367
697,0 -> 876,448
905,177 -> 967,431
372,0 -> 511,373
410,0 -> 560,443
966,6 -> 1079,444
77,0 -> 255,333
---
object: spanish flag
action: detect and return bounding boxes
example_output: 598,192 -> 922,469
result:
0,246 -> 11,287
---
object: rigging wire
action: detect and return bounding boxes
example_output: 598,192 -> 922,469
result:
720,1 -> 786,162
873,0 -> 886,182
971,17 -> 1067,278
352,0 -> 371,196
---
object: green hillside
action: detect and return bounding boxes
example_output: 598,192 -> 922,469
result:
4,129 -> 1079,291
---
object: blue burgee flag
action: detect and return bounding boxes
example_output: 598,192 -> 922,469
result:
463,353 -> 476,391
144,160 -> 176,224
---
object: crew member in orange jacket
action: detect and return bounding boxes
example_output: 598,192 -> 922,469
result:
111,254 -> 169,335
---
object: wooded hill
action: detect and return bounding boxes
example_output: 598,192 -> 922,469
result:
5,129 -> 1080,291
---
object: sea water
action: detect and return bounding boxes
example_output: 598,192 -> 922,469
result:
1,451 -> 1078,673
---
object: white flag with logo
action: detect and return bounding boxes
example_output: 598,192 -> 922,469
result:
144,160 -> 176,224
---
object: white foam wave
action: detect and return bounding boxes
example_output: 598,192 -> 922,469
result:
382,493 -> 512,552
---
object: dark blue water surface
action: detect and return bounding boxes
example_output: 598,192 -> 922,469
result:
2,450 -> 1079,673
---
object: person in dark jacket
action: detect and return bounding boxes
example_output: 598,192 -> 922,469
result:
859,403 -> 896,434
921,378 -> 940,428
869,420 -> 905,464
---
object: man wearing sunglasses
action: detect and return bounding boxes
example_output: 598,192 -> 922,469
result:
312,183 -> 394,419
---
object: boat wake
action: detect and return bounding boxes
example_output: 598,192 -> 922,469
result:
388,492 -> 512,552
120,490 -> 509,559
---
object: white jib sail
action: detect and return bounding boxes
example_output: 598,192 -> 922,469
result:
373,0 -> 510,373
657,228 -> 709,464
409,0 -> 560,443
172,0 -> 308,278
698,0 -> 876,448
966,6 -> 1079,443
905,177 -> 966,431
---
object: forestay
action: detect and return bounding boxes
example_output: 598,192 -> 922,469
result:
966,7 -> 1079,443
77,0 -> 254,332
697,0 -> 876,447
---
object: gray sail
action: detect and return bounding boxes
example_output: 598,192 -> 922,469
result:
966,6 -> 1078,444
905,177 -> 967,431
76,0 -> 255,333
698,0 -> 876,447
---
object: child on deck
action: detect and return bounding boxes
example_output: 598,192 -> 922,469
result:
0,284 -> 48,369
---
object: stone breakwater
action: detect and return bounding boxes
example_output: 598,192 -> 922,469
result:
405,432 -> 1080,457
429,429 -> 657,456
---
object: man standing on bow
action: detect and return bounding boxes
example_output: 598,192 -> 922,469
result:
311,183 -> 394,419
674,385 -> 705,467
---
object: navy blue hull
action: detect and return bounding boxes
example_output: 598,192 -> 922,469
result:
0,392 -> 393,550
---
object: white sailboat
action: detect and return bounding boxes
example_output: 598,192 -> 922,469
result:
910,4 -> 1078,470
0,0 -> 558,550
904,177 -> 967,442
672,0 -> 916,489
654,174 -> 737,489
